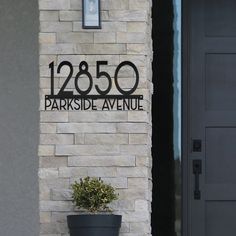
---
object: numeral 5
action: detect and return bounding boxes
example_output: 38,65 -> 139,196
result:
95,61 -> 112,95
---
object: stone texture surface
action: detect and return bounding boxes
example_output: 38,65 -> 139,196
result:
39,0 -> 152,235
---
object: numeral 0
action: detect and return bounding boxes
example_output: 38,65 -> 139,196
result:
49,60 -> 139,96
114,61 -> 139,96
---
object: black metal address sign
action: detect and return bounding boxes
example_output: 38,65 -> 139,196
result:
45,61 -> 144,111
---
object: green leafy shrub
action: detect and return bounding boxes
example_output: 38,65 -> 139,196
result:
71,177 -> 118,213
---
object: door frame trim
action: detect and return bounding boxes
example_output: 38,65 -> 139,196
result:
182,0 -> 190,235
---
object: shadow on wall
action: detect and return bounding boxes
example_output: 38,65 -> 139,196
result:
152,0 -> 176,236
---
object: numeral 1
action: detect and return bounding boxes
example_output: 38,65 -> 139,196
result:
49,61 -> 54,95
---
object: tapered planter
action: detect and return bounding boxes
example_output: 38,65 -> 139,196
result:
67,214 -> 122,236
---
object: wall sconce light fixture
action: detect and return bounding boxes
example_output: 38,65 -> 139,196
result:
82,0 -> 101,29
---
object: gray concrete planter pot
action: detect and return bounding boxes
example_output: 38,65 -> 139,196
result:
67,214 -> 122,236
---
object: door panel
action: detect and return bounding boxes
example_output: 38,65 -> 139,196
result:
206,128 -> 236,184
206,54 -> 236,110
206,201 -> 236,236
186,0 -> 236,235
205,0 -> 236,37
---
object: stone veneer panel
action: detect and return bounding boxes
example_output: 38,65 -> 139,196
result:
39,0 -> 153,235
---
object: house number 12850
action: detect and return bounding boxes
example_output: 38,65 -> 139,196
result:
49,60 -> 140,98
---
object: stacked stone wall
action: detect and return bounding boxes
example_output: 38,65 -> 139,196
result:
39,0 -> 153,235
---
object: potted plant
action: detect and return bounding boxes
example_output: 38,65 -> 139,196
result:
67,177 -> 122,236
